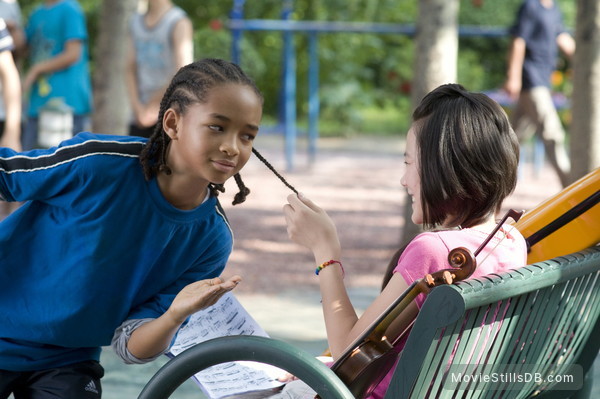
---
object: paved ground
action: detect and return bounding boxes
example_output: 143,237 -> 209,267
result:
95,134 -> 598,398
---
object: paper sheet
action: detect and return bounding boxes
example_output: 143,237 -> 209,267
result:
168,292 -> 285,398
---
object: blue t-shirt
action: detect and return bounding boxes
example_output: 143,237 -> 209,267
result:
25,0 -> 92,116
510,0 -> 566,90
0,133 -> 233,371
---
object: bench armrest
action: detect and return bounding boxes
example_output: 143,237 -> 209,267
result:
138,335 -> 354,399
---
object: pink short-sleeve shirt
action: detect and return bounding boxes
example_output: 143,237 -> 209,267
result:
369,224 -> 528,399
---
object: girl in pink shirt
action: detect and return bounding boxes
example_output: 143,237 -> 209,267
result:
275,84 -> 528,399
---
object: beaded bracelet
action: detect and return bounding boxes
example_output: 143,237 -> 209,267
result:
315,259 -> 344,277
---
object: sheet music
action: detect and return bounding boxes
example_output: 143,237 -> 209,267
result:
168,292 -> 285,398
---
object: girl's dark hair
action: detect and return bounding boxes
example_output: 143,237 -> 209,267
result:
139,58 -> 264,205
381,83 -> 519,289
412,83 -> 519,229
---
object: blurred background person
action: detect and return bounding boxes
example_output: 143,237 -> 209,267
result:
0,0 -> 24,61
22,0 -> 92,150
0,17 -> 21,218
0,0 -> 23,147
126,0 -> 193,138
503,0 -> 575,188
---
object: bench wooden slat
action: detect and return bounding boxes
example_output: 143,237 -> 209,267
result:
386,246 -> 600,399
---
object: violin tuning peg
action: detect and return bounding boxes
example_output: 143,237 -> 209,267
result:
443,271 -> 454,285
425,274 -> 435,286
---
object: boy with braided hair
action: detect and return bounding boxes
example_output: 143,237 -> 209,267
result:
0,58 -> 293,398
138,57 -> 260,205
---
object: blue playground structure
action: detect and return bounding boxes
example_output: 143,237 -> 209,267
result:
228,1 -> 509,170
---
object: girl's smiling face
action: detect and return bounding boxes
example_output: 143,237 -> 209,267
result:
401,126 -> 423,225
163,83 -> 263,185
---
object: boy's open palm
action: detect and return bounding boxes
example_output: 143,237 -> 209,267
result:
168,276 -> 241,324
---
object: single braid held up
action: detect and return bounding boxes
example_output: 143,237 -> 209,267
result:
226,149 -> 298,205
252,148 -> 298,195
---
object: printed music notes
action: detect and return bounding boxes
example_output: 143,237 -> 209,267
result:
168,292 -> 285,398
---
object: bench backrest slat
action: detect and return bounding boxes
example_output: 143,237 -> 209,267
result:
386,247 -> 600,399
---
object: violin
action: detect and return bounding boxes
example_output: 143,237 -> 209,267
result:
325,209 -> 523,399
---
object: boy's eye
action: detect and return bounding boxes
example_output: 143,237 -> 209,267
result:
209,125 -> 223,132
242,133 -> 256,141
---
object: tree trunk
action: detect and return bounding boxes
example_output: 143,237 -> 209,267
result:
410,0 -> 459,106
570,0 -> 600,178
402,0 -> 459,244
91,0 -> 137,134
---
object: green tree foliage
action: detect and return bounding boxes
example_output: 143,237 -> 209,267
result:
17,0 -> 577,135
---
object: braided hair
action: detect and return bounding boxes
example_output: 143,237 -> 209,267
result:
140,58 -> 299,205
251,148 -> 298,195
139,58 -> 264,205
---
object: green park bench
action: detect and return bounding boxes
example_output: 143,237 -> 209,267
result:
138,245 -> 600,399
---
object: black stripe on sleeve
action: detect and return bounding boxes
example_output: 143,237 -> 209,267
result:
0,140 -> 146,173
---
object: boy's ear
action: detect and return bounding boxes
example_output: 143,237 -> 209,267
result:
163,108 -> 180,140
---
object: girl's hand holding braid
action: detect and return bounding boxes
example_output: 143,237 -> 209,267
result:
283,193 -> 341,265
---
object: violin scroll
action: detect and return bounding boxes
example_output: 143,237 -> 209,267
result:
447,246 -> 477,282
423,247 -> 477,289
